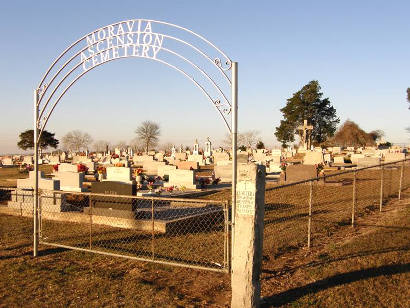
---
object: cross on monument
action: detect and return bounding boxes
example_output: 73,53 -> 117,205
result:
297,120 -> 313,150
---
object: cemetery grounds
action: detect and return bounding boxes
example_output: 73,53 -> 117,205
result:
0,162 -> 409,307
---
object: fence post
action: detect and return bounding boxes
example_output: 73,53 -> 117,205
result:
224,200 -> 230,271
231,164 -> 265,308
307,180 -> 313,248
151,198 -> 155,260
398,160 -> 404,201
379,164 -> 384,212
89,194 -> 92,250
352,170 -> 356,227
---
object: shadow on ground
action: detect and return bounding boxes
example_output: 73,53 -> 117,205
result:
261,263 -> 410,307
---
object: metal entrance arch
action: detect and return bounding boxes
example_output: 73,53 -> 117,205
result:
32,19 -> 238,260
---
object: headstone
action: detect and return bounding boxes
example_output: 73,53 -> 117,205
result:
332,147 -> 341,154
204,137 -> 212,157
55,172 -> 85,192
214,162 -> 232,182
237,153 -> 248,164
58,163 -> 78,173
350,153 -> 365,164
357,157 -> 380,168
104,167 -> 133,184
157,165 -> 177,178
174,160 -> 199,170
285,165 -> 317,183
213,152 -> 230,164
384,152 -> 405,163
333,156 -> 345,164
174,152 -> 187,161
143,161 -> 166,175
303,151 -> 323,165
2,157 -> 13,166
17,171 -> 60,190
85,181 -> 137,217
187,154 -> 205,166
165,169 -> 198,189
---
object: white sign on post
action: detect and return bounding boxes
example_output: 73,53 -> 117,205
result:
236,181 -> 256,216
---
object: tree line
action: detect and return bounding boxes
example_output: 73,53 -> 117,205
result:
17,85 -> 409,153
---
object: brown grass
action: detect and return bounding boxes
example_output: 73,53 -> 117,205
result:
0,165 -> 53,187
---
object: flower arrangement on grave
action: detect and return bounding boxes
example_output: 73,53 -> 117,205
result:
77,164 -> 88,173
147,181 -> 154,191
115,162 -> 124,167
18,164 -> 30,174
179,185 -> 187,192
316,163 -> 324,174
97,166 -> 106,174
280,162 -> 287,172
52,164 -> 59,172
134,168 -> 144,176
134,168 -> 144,185
212,177 -> 221,185
112,154 -> 119,159
166,186 -> 174,193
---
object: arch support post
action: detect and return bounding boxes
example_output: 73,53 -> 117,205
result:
231,62 -> 238,265
33,89 -> 39,257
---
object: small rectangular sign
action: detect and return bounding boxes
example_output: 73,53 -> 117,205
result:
236,181 -> 256,216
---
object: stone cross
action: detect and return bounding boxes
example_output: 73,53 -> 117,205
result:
205,137 -> 212,157
193,139 -> 199,155
297,120 -> 313,150
171,145 -> 176,158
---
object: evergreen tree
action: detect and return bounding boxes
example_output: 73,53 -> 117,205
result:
275,80 -> 339,147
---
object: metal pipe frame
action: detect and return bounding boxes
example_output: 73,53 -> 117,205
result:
33,20 -> 238,272
40,242 -> 229,273
38,44 -> 232,136
38,19 -> 231,90
230,62 -> 238,266
398,160 -> 404,200
380,164 -> 384,212
307,180 -> 313,248
33,89 -> 39,257
351,170 -> 356,227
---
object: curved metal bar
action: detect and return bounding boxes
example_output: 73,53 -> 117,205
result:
38,30 -> 231,106
38,19 -> 231,90
39,43 -> 231,122
38,55 -> 232,141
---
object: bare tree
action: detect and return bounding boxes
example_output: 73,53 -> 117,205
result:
407,87 -> 410,109
115,141 -> 127,150
62,130 -> 93,152
242,130 -> 260,148
160,142 -> 174,153
93,140 -> 111,152
129,138 -> 145,153
135,121 -> 160,153
221,131 -> 259,149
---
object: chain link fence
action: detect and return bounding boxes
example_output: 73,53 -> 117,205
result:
0,187 -> 230,272
262,159 -> 409,270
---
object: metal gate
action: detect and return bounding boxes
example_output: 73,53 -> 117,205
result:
38,190 -> 230,272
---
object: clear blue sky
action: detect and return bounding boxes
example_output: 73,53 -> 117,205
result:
1,0 -> 409,154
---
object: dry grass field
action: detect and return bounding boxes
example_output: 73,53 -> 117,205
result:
0,163 -> 409,307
